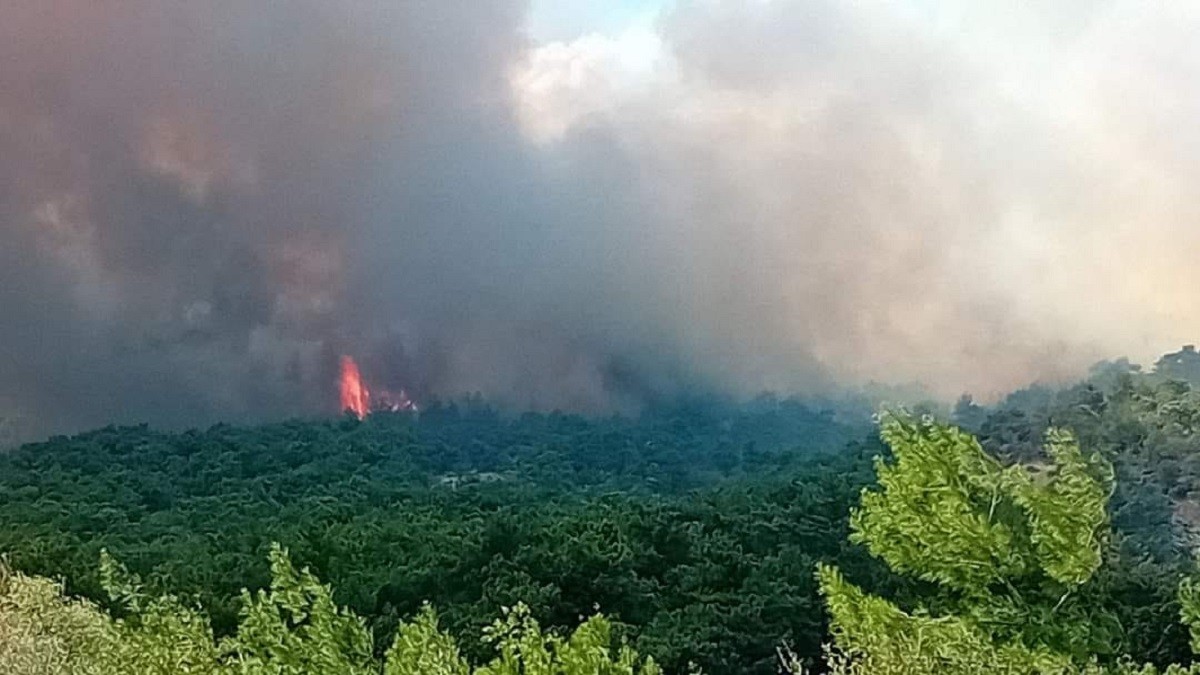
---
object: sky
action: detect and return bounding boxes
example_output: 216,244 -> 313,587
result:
2,1 -> 1199,440
528,0 -> 669,42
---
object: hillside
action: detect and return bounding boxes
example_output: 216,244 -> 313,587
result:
0,398 -> 874,673
5,363 -> 1200,672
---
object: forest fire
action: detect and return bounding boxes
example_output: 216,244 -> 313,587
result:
339,355 -> 370,418
339,355 -> 417,418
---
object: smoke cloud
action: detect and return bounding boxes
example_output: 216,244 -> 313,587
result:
2,1 -> 1199,438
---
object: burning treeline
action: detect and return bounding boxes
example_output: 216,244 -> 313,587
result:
338,355 -> 416,419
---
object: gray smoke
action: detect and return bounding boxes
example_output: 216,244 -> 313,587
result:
1,1 -> 1198,438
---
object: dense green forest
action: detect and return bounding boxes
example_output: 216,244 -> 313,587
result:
7,347 -> 1200,672
0,398 -> 876,673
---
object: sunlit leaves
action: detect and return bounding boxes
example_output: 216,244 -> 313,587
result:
385,604 -> 470,675
218,544 -> 376,674
819,414 -> 1149,674
1011,429 -> 1113,586
850,415 -> 1028,591
1,548 -> 660,675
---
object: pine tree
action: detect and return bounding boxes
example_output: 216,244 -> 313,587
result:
817,413 -> 1200,674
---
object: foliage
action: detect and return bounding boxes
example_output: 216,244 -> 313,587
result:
473,603 -> 661,675
0,399 -> 872,674
219,543 -> 376,674
0,548 -> 661,675
974,358 -> 1200,665
0,561 -> 116,675
817,413 -> 1200,675
385,605 -> 470,675
817,563 -> 1078,675
13,349 -> 1200,672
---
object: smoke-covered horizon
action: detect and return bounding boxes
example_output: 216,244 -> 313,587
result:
2,1 -> 1199,439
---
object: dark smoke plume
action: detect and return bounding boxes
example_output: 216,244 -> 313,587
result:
2,1 -> 1199,439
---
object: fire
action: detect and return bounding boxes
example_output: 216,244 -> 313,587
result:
375,387 -> 418,413
339,355 -> 370,418
339,355 -> 417,418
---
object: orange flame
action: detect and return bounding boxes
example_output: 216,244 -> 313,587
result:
339,355 -> 370,418
339,354 -> 418,418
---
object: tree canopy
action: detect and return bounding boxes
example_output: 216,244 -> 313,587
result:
10,350 -> 1200,671
817,414 -> 1200,675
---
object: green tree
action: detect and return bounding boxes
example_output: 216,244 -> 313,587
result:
216,543 -> 376,674
817,413 -> 1200,674
1,547 -> 661,675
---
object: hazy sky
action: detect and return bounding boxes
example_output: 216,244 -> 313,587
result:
528,0 -> 669,41
2,1 -> 1198,439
